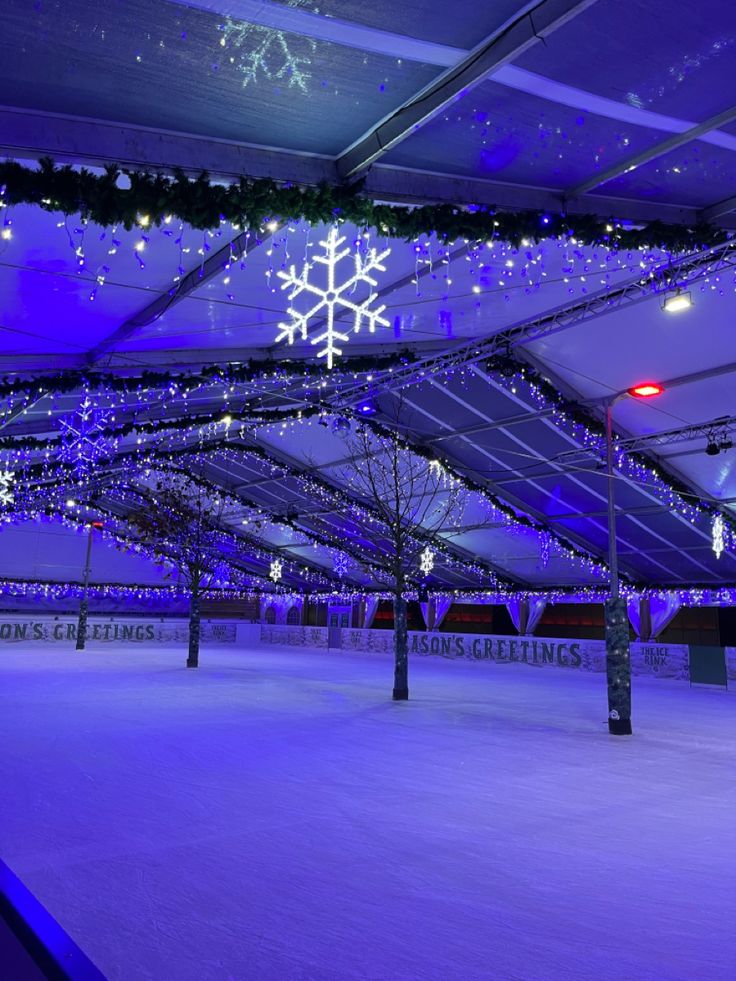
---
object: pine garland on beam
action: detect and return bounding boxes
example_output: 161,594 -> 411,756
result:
0,158 -> 727,252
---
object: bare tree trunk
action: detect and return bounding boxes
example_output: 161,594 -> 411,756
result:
75,598 -> 89,651
393,588 -> 409,700
187,589 -> 201,668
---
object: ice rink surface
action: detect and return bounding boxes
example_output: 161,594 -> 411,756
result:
1,644 -> 735,981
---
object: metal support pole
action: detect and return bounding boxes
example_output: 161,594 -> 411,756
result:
75,524 -> 94,651
604,399 -> 632,735
605,402 -> 618,598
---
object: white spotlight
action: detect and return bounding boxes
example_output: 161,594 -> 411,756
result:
662,289 -> 692,314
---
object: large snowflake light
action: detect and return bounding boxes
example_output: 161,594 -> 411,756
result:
275,226 -> 391,368
0,470 -> 14,508
270,558 -> 283,582
420,546 -> 435,575
57,397 -> 115,476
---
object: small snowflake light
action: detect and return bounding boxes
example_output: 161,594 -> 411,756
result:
270,558 -> 283,582
58,396 -> 115,476
420,546 -> 435,575
333,553 -> 349,578
712,514 -> 725,559
0,470 -> 15,508
275,226 -> 391,368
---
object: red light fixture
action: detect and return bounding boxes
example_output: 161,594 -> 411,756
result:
92,521 -> 104,529
628,383 -> 664,398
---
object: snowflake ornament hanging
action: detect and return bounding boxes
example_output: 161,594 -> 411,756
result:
712,514 -> 725,559
333,552 -> 349,578
420,546 -> 435,575
0,469 -> 14,508
270,558 -> 283,582
275,226 -> 391,368
57,396 -> 115,477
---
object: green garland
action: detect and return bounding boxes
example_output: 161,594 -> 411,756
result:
0,403 -> 321,453
0,158 -> 727,252
0,352 -> 416,401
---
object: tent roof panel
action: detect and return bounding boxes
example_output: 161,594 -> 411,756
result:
380,79 -> 671,188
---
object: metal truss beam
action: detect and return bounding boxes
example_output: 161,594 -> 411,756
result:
337,0 -> 599,178
341,237 -> 736,401
553,412 -> 736,468
616,415 -> 736,453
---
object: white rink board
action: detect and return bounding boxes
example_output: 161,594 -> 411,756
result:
262,625 -> 690,681
0,615 -> 253,647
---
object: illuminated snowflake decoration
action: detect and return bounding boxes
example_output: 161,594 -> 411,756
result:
0,469 -> 14,508
420,546 -> 435,575
712,514 -> 725,559
275,226 -> 391,368
270,558 -> 283,582
333,553 -> 349,578
220,3 -> 315,94
57,397 -> 115,476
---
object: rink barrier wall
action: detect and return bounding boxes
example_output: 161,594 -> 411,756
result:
0,615 -> 260,648
261,625 -> 707,683
726,647 -> 736,687
0,859 -> 106,980
2,616 -> 732,688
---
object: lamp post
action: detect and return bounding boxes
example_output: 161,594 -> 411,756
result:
603,383 -> 663,735
76,521 -> 103,651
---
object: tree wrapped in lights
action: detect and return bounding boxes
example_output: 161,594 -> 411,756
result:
126,474 -> 229,668
344,415 -> 462,700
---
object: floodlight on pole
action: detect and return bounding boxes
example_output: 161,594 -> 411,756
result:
603,379 -> 663,737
